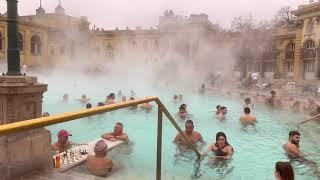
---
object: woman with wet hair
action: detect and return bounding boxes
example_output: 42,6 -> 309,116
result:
274,161 -> 294,180
207,132 -> 234,159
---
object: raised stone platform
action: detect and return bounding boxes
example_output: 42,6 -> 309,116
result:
0,75 -> 50,179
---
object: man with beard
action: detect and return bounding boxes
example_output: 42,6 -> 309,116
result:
174,120 -> 204,147
283,131 -> 301,159
283,131 -> 319,171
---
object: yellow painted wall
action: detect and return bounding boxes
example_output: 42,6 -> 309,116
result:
0,17 -> 49,66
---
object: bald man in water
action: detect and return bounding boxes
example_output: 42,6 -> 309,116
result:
101,122 -> 128,142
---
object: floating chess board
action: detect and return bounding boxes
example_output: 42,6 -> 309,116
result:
53,138 -> 124,172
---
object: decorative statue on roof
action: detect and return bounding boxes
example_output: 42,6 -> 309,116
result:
164,9 -> 175,17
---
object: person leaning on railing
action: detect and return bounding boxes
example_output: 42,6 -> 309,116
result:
101,122 -> 128,142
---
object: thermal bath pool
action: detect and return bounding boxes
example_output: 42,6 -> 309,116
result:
40,75 -> 320,180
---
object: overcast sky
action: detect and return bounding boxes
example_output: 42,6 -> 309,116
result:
0,0 -> 310,29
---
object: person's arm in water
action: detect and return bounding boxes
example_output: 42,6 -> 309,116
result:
225,146 -> 234,158
198,133 -> 206,145
284,143 -> 303,159
69,141 -> 87,146
173,134 -> 181,144
216,146 -> 234,160
201,144 -> 213,157
51,143 -> 58,151
115,133 -> 128,141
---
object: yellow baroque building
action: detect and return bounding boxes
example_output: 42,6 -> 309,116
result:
235,1 -> 320,82
273,1 -> 320,81
0,2 -> 229,72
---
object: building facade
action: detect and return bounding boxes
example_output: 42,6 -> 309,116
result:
234,1 -> 320,82
0,2 -> 226,72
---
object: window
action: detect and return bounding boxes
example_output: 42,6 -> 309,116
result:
31,35 -> 41,55
286,43 -> 295,51
155,40 -> 159,50
264,62 -> 275,72
234,63 -> 241,71
0,32 -> 3,51
304,60 -> 315,72
50,47 -> 54,56
18,33 -> 23,51
132,41 -> 137,48
302,40 -> 316,59
253,63 -> 260,72
304,40 -> 315,49
106,44 -> 114,60
286,61 -> 294,72
143,40 -> 148,50
285,43 -> 295,59
60,46 -> 65,55
247,63 -> 253,72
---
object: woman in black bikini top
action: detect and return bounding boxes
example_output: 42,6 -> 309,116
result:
210,132 -> 234,157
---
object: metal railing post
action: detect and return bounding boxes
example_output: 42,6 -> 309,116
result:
156,105 -> 163,180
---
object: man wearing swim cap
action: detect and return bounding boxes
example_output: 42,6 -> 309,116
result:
86,140 -> 113,176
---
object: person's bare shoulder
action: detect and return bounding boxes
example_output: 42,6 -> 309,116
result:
283,142 -> 294,152
105,159 -> 113,168
51,142 -> 58,150
193,131 -> 201,136
253,116 -> 257,121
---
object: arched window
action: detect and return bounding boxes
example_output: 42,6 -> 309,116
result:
18,33 -> 23,51
304,40 -> 315,49
31,35 -> 41,55
106,44 -> 114,60
302,40 -> 316,59
0,32 -> 3,51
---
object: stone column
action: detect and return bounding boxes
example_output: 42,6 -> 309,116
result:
292,28 -> 302,81
0,76 -> 51,179
278,48 -> 285,78
315,48 -> 320,79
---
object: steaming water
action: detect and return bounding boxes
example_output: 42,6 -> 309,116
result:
39,72 -> 320,180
